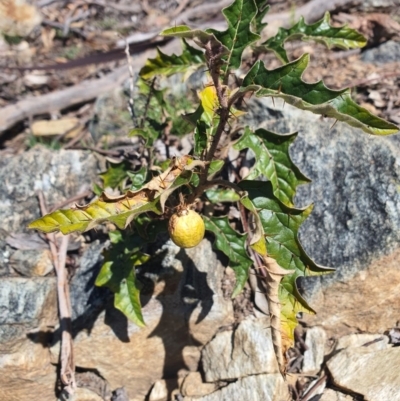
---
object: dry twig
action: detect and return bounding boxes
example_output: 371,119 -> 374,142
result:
37,191 -> 75,393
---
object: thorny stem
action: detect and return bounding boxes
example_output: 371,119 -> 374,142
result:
203,179 -> 243,194
187,41 -> 244,204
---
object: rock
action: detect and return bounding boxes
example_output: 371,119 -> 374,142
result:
183,374 -> 289,401
0,340 -> 57,401
50,238 -> 234,401
0,147 -> 99,276
0,147 -> 100,400
74,371 -> 112,400
301,376 -> 326,400
244,100 -> 400,338
327,346 -> 400,401
388,327 -> 400,345
148,380 -> 168,401
0,278 -> 58,401
66,387 -> 105,401
0,277 -> 58,348
302,326 -> 326,374
10,248 -> 54,276
181,372 -> 219,398
335,333 -> 389,352
361,40 -> 400,64
111,388 -> 130,401
320,389 -> 353,401
201,317 -> 279,382
181,345 -> 202,372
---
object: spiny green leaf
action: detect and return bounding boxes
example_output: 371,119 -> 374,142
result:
127,166 -> 148,191
234,127 -> 310,206
204,216 -> 252,297
208,0 -> 260,71
206,188 -> 240,203
28,192 -> 161,234
129,127 -> 159,147
252,0 -> 269,35
160,25 -> 228,53
139,39 -> 205,80
239,180 -> 333,309
241,55 -> 399,135
29,157 -> 195,234
95,231 -> 148,327
100,160 -> 131,189
208,160 -> 225,176
262,12 -> 367,64
239,180 -> 333,345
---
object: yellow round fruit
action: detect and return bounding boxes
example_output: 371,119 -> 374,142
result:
168,209 -> 205,248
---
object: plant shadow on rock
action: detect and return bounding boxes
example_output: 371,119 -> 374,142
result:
26,236 -> 215,399
144,241 -> 214,399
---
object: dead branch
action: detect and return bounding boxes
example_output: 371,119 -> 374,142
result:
37,191 -> 75,393
0,41 -> 180,134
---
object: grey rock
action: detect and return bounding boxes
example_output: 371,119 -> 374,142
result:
0,276 -> 57,347
183,374 -> 289,401
302,326 -> 326,374
0,146 -> 101,400
10,248 -> 53,277
0,277 -> 58,401
181,372 -> 219,398
361,40 -> 400,64
327,346 -> 400,401
201,317 -> 279,382
0,146 -> 99,275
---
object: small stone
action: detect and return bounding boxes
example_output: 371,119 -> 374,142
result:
10,249 -> 54,277
388,327 -> 400,345
302,326 -> 327,374
149,380 -> 168,401
181,372 -> 219,398
327,346 -> 400,401
361,41 -> 400,64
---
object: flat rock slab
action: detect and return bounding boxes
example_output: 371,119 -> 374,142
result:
327,346 -> 400,401
302,326 -> 327,374
201,317 -> 279,382
183,374 -> 289,401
